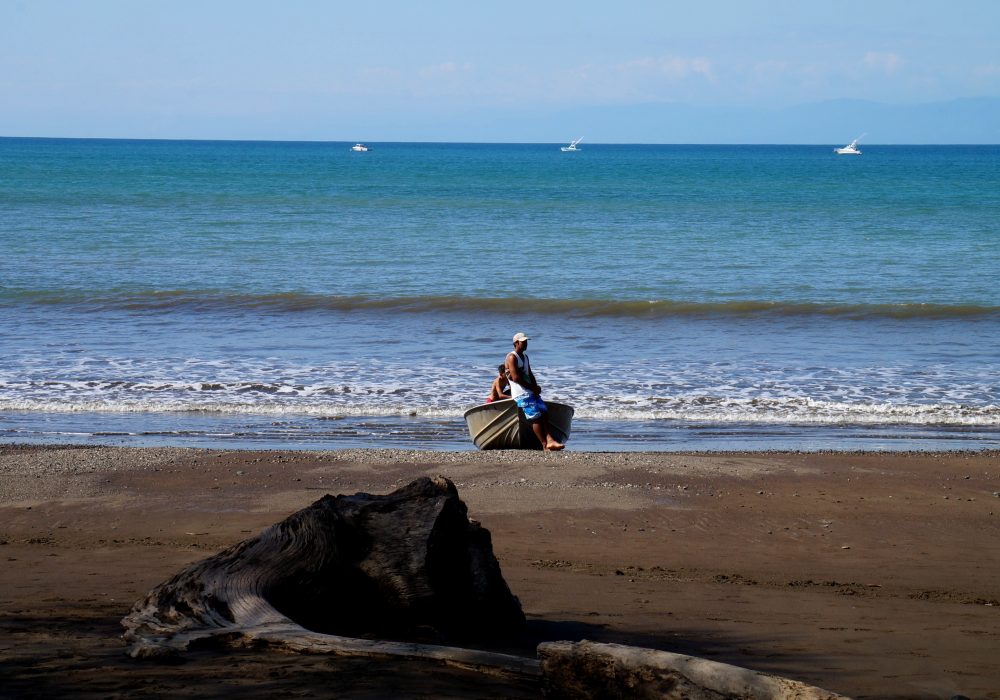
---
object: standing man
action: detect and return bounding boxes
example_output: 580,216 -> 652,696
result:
506,332 -> 565,451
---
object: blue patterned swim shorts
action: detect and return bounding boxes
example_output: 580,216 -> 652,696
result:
515,393 -> 548,422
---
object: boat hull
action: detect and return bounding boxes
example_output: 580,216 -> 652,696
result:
463,399 -> 574,450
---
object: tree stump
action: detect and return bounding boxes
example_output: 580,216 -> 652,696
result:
122,476 -> 527,669
121,477 -> 853,696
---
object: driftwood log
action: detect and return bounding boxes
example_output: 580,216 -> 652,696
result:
122,476 -> 531,676
122,477 -> 852,697
539,641 -> 851,700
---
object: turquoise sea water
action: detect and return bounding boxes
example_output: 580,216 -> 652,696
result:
1,138 -> 998,450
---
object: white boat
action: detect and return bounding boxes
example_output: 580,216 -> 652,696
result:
351,143 -> 370,152
560,137 -> 583,152
834,135 -> 864,155
463,399 -> 574,450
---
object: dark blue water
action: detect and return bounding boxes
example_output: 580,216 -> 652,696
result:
2,138 -> 998,450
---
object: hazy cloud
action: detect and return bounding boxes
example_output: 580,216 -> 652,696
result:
752,60 -> 792,77
620,56 -> 715,81
538,55 -> 719,104
418,62 -> 474,78
864,51 -> 904,74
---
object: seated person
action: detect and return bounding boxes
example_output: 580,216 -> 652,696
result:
506,332 -> 564,451
486,364 -> 511,403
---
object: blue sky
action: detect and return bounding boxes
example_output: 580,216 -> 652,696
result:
2,1 -> 999,142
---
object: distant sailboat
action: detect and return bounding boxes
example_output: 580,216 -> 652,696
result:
834,134 -> 864,155
561,137 -> 583,152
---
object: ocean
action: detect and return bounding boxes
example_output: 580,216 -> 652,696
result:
1,138 -> 998,451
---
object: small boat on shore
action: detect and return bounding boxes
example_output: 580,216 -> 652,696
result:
463,399 -> 574,450
560,137 -> 583,152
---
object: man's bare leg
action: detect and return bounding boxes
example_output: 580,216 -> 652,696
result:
541,415 -> 565,450
533,417 -> 564,451
530,422 -> 548,449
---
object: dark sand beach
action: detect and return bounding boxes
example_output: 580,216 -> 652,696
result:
1,445 -> 998,698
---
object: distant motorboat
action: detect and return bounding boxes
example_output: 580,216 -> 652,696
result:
351,143 -> 370,152
463,399 -> 574,450
834,135 -> 864,155
560,137 -> 583,152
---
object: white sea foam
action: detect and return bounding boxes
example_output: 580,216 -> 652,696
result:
2,349 -> 999,431
1,394 -> 998,427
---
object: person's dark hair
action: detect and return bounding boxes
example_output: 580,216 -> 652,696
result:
498,363 -> 506,374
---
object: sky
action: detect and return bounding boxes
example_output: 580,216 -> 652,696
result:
2,0 -> 999,143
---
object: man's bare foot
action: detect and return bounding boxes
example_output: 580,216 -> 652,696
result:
545,441 -> 565,451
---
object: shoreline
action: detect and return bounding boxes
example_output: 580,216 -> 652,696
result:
2,444 -> 998,698
4,440 -> 999,456
4,407 -> 999,454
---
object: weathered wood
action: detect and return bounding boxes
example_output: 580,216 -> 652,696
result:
538,641 -> 852,700
122,476 -> 526,666
232,622 -> 542,679
121,478 -> 853,696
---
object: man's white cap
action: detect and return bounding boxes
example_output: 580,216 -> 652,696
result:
512,332 -> 530,343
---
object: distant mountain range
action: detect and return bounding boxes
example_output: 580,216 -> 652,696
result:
410,97 -> 1000,145
6,96 -> 998,145
569,97 -> 1000,144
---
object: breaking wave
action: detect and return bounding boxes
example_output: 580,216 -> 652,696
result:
4,289 -> 1000,320
2,394 -> 998,428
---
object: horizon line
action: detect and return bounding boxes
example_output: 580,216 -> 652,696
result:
3,135 -> 999,147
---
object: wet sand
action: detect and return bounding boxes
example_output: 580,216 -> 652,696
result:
1,445 -> 998,699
